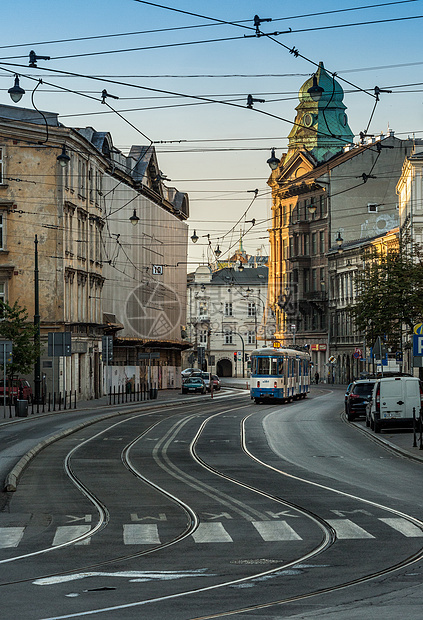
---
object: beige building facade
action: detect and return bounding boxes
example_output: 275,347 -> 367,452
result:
0,103 -> 189,400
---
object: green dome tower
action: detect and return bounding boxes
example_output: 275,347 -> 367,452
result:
287,62 -> 354,164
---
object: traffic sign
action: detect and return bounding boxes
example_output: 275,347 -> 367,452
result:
414,323 -> 423,335
413,335 -> 423,356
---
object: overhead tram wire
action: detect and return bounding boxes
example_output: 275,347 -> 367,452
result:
0,62 -> 379,153
2,12 -> 423,63
0,1 -> 417,52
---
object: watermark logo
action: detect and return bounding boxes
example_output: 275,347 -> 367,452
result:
125,282 -> 181,338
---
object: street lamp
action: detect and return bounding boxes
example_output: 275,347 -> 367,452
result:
215,244 -> 222,258
291,323 -> 296,345
129,209 -> 140,225
308,200 -> 317,214
336,231 -> 344,253
8,74 -> 25,103
57,145 -> 70,168
307,74 -> 324,102
266,148 -> 280,171
238,261 -> 244,272
191,230 -> 199,244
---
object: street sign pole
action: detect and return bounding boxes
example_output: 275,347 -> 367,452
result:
3,345 -> 5,419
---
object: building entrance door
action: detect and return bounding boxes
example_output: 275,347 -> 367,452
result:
217,358 -> 232,377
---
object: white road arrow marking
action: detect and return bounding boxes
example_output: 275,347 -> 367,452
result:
266,510 -> 300,519
130,513 -> 167,522
203,512 -> 233,520
65,515 -> 92,523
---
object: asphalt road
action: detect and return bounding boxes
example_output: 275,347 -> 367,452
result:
1,387 -> 423,619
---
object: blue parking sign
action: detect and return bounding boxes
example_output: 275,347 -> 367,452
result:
413,335 -> 423,356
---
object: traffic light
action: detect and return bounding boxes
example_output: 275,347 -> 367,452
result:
234,352 -> 237,362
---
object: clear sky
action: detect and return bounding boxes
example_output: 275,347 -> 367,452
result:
1,1 -> 422,268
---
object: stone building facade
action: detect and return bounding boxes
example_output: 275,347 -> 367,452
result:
0,103 -> 189,400
267,64 -> 421,381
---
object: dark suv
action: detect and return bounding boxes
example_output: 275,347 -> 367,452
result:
345,380 -> 375,421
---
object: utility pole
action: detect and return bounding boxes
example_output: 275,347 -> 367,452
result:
34,235 -> 41,404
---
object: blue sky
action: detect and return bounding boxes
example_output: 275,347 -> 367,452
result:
1,1 -> 422,265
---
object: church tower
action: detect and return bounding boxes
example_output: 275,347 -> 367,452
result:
286,62 -> 354,164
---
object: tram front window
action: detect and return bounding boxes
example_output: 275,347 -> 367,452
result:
257,357 -> 270,375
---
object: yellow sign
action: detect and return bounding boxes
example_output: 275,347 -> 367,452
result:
273,341 -> 281,348
414,323 -> 423,335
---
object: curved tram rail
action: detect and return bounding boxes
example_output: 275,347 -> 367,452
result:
1,397 -> 423,620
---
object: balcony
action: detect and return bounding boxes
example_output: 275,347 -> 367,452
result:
303,291 -> 328,301
195,315 -> 210,323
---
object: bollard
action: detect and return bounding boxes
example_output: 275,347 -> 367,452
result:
413,407 -> 417,448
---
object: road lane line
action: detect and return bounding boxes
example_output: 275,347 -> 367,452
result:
192,522 -> 233,543
0,527 -> 25,548
379,517 -> 423,537
123,524 -> 160,544
252,520 -> 302,541
326,519 -> 374,539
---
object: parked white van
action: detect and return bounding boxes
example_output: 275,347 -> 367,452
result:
366,376 -> 422,433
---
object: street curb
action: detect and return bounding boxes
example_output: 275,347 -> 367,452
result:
343,412 -> 423,466
3,395 -> 213,492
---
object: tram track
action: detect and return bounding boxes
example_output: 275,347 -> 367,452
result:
0,397 -> 244,582
2,393 -> 423,619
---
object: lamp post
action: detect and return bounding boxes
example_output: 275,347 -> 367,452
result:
244,287 -> 268,346
291,323 -> 296,345
34,235 -> 41,404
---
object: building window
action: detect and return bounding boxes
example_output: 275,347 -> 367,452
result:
247,330 -> 255,345
199,301 -> 207,316
304,234 -> 310,256
0,148 -> 3,184
247,302 -> 256,316
225,302 -> 233,317
224,329 -> 233,344
312,268 -> 317,291
304,269 -> 310,293
0,213 -> 4,249
312,232 -> 317,255
319,231 -> 325,254
199,329 -> 207,344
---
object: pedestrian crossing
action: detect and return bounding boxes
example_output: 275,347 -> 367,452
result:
0,517 -> 422,549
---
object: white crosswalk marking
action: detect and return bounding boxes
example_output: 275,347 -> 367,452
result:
252,520 -> 302,541
0,527 -> 25,548
379,518 -> 423,537
52,525 -> 91,546
123,524 -> 160,544
327,519 -> 375,539
192,523 -> 233,543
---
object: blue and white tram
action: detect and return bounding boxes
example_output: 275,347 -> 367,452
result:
250,347 -> 311,404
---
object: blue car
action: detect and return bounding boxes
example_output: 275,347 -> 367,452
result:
182,377 -> 206,394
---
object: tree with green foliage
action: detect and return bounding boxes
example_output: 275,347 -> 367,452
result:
348,238 -> 423,350
0,300 -> 39,377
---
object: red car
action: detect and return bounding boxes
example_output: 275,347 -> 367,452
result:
0,379 -> 32,404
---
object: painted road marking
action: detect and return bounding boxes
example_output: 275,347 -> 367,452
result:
192,523 -> 233,543
52,526 -> 91,546
252,520 -> 302,541
0,527 -> 25,548
123,524 -> 160,544
379,518 -> 423,537
327,519 -> 375,539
